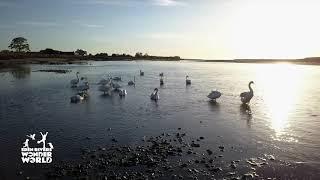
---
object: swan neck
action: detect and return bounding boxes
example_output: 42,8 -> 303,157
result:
249,83 -> 253,92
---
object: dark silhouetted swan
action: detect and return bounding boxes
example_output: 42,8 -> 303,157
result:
160,76 -> 164,85
207,90 -> 222,101
70,93 -> 84,103
128,76 -> 135,86
150,88 -> 159,101
240,81 -> 254,104
186,75 -> 191,85
140,70 -> 144,76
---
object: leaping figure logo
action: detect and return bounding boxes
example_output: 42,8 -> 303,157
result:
23,139 -> 29,148
37,132 -> 48,149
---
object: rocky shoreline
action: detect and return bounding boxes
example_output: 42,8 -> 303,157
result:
14,130 -> 303,180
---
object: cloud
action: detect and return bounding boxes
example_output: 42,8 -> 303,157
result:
139,32 -> 190,39
17,21 -> 60,27
152,0 -> 186,6
81,24 -> 104,28
75,0 -> 186,7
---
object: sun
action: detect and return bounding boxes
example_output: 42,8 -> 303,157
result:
224,0 -> 320,59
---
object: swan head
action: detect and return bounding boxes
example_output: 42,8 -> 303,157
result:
154,88 -> 158,91
249,81 -> 254,85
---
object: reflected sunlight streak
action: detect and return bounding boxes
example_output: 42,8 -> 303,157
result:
256,64 -> 304,142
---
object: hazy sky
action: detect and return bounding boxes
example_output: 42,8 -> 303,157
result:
0,0 -> 320,59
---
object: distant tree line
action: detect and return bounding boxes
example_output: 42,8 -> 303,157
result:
0,37 -> 181,61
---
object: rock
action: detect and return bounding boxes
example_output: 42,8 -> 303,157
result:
242,173 -> 254,179
191,143 -> 200,148
230,163 -> 237,169
269,155 -> 275,161
180,163 -> 188,168
206,149 -> 213,155
227,172 -> 236,176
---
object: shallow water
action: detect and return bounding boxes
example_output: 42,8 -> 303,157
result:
0,61 -> 320,179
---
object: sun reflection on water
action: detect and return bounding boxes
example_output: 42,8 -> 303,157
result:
255,63 -> 304,142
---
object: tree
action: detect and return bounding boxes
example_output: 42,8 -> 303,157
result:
75,49 -> 87,56
8,37 -> 30,52
135,52 -> 143,58
0,50 -> 11,54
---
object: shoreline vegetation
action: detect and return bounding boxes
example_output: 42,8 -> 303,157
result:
1,37 -> 320,66
0,49 -> 181,68
1,51 -> 320,67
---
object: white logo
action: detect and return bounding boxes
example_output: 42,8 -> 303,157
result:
21,131 -> 53,163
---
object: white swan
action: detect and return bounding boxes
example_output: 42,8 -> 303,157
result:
140,70 -> 144,76
150,88 -> 159,101
77,78 -> 90,92
70,72 -> 80,87
160,76 -> 164,85
207,90 -> 222,101
128,76 -> 135,86
98,78 -> 111,85
111,82 -> 121,91
186,75 -> 191,85
119,89 -> 127,97
240,81 -> 254,104
99,84 -> 112,95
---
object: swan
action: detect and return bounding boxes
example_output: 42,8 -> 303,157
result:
111,82 -> 121,91
160,76 -> 164,85
119,89 -> 127,97
128,76 -> 135,86
77,78 -> 90,92
98,78 -> 111,85
112,76 -> 121,81
140,70 -> 144,76
186,75 -> 191,85
99,84 -> 112,95
240,81 -> 254,104
70,72 -> 80,87
150,88 -> 159,101
207,90 -> 222,101
70,93 -> 84,103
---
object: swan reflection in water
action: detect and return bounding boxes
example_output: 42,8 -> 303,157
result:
240,104 -> 253,128
208,100 -> 220,113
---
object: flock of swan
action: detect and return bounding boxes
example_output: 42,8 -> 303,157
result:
70,70 -> 254,104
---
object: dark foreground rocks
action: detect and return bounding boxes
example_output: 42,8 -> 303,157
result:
40,131 -> 285,180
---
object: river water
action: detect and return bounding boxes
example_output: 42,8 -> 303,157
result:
0,61 -> 319,179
